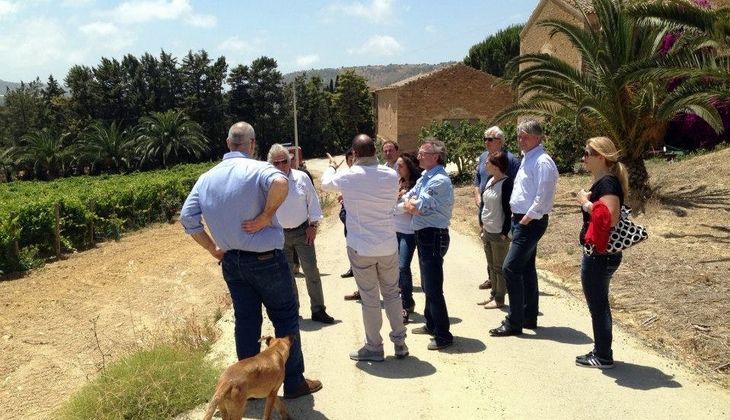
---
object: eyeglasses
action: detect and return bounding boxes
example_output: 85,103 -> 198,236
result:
272,159 -> 289,166
484,137 -> 499,142
417,151 -> 437,156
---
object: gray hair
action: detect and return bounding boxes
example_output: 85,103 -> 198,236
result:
228,122 -> 255,146
267,143 -> 291,163
422,138 -> 447,165
517,119 -> 544,138
484,126 -> 504,140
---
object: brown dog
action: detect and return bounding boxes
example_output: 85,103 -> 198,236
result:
202,335 -> 293,420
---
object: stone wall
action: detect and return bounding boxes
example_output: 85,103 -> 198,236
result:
374,88 -> 398,145
520,0 -> 584,73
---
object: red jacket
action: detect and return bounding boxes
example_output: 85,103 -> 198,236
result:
585,201 -> 611,253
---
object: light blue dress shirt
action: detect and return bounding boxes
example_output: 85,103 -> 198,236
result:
509,144 -> 559,220
180,151 -> 287,252
404,165 -> 454,230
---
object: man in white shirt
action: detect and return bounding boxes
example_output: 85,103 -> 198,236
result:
382,140 -> 400,169
490,120 -> 559,337
268,144 -> 334,324
321,134 -> 409,361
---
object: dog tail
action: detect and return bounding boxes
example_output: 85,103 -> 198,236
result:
202,380 -> 233,420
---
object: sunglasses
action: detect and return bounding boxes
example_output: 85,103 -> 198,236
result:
484,137 -> 499,142
272,159 -> 289,166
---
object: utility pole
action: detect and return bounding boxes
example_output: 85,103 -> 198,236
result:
292,81 -> 300,168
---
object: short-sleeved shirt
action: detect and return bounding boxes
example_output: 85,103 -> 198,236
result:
180,151 -> 286,252
579,174 -> 624,244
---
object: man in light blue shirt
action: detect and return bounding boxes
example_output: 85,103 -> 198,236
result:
403,138 -> 454,350
490,120 -> 559,337
179,121 -> 322,399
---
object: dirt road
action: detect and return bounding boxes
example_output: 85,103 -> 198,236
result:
179,158 -> 730,419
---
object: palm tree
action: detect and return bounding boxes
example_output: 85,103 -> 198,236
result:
79,121 -> 136,173
630,0 -> 730,48
0,146 -> 18,182
494,0 -> 724,209
135,110 -> 208,169
16,130 -> 73,180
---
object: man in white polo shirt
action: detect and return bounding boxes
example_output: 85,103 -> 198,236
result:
321,134 -> 409,361
267,144 -> 334,325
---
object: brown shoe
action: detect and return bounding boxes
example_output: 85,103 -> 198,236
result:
283,378 -> 322,399
484,300 -> 505,309
344,290 -> 361,301
478,280 -> 492,290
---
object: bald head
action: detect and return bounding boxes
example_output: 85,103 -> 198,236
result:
352,134 -> 375,158
227,122 -> 255,152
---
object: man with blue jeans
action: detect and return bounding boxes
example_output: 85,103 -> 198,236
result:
180,121 -> 322,398
403,139 -> 455,350
490,120 -> 558,337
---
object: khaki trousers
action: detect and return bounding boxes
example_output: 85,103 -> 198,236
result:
284,225 -> 326,314
347,247 -> 407,350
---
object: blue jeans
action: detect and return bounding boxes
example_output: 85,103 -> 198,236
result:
221,249 -> 305,394
581,252 -> 622,360
503,216 -> 548,329
397,232 -> 417,310
415,227 -> 453,345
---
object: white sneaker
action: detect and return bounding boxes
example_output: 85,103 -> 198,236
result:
349,346 -> 384,362
394,343 -> 409,359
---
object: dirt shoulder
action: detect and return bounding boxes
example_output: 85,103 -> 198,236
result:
0,223 -> 230,419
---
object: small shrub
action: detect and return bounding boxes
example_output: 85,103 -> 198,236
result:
542,117 -> 585,174
57,346 -> 219,420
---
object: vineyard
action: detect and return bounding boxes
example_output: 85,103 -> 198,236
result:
0,163 -> 213,274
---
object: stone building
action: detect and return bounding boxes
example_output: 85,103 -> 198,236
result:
372,63 -> 513,152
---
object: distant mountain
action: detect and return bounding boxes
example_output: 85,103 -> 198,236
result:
0,80 -> 21,104
0,79 -> 21,94
283,62 -> 458,90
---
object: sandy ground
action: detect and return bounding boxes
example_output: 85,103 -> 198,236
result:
2,156 -> 729,419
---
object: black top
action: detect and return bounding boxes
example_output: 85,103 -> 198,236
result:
579,175 -> 624,244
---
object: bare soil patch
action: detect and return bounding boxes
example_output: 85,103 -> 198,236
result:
450,147 -> 730,388
0,223 -> 230,419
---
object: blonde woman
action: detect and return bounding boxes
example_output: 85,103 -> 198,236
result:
575,137 -> 629,369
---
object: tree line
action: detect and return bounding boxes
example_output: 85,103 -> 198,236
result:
0,51 -> 373,181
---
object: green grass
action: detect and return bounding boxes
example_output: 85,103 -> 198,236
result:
58,345 -> 220,420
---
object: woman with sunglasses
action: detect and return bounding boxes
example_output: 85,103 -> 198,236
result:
476,151 -> 514,310
575,137 -> 629,369
393,152 -> 421,323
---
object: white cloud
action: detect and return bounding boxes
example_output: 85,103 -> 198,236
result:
0,17 -> 84,78
296,54 -> 320,68
111,0 -> 216,27
322,0 -> 395,23
425,25 -> 436,33
79,21 -> 118,36
217,36 -> 261,54
348,35 -> 401,56
62,0 -> 94,6
0,0 -> 20,19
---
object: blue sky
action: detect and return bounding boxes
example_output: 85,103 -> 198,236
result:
0,0 -> 540,83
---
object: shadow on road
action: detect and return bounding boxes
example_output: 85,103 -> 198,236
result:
602,362 -> 683,390
240,395 -> 329,420
355,356 -> 437,378
440,336 -> 487,354
408,313 -> 463,325
519,326 -> 593,345
299,319 -> 342,332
